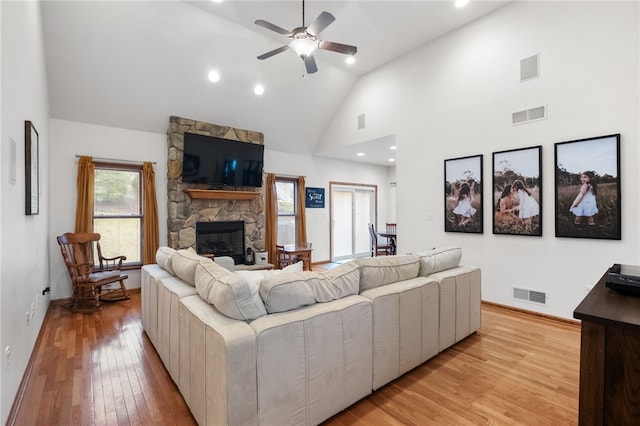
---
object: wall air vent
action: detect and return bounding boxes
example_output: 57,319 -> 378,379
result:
513,287 -> 547,305
512,105 -> 547,125
357,113 -> 366,130
520,54 -> 539,81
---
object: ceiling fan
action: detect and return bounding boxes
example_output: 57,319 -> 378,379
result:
255,0 -> 357,74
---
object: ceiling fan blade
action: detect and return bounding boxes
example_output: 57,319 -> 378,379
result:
304,54 -> 318,74
318,40 -> 357,56
255,19 -> 291,36
257,45 -> 290,60
306,11 -> 335,37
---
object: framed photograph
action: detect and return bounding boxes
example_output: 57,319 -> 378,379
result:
555,134 -> 620,239
492,146 -> 542,236
25,120 -> 39,215
444,154 -> 483,233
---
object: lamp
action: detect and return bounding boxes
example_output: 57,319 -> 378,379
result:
290,37 -> 317,58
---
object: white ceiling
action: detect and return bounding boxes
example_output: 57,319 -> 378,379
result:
41,0 -> 508,166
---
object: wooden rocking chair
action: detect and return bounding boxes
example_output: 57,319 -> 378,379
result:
57,232 -> 129,312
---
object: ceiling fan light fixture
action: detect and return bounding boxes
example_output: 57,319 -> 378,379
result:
290,38 -> 317,58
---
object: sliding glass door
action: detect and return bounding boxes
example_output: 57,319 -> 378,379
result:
330,183 -> 376,261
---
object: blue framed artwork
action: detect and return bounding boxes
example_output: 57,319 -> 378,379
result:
306,187 -> 325,208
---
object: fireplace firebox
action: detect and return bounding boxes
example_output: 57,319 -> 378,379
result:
196,221 -> 245,264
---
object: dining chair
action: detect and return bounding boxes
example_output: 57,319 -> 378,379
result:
276,244 -> 293,269
385,223 -> 397,234
368,224 -> 392,257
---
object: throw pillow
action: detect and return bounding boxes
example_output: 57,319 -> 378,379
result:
416,246 -> 462,276
171,248 -> 213,286
195,262 -> 267,321
155,246 -> 176,275
355,254 -> 421,292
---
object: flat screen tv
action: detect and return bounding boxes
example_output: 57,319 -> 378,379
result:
182,132 -> 264,187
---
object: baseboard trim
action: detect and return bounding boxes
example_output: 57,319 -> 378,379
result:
482,300 -> 581,327
49,287 -> 141,306
6,302 -> 54,426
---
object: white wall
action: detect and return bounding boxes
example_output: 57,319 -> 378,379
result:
0,1 -> 50,422
47,121 -> 391,299
320,1 -> 640,319
48,119 -> 168,298
265,150 -> 392,262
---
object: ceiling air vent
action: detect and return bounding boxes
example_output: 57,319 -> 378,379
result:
512,105 -> 547,126
513,287 -> 546,305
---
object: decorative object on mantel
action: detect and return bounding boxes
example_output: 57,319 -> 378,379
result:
255,0 -> 357,74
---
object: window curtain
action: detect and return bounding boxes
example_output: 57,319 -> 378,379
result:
264,173 -> 278,266
142,162 -> 159,265
75,156 -> 95,232
296,176 -> 307,245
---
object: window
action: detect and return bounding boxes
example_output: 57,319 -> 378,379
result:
276,178 -> 297,245
93,163 -> 143,266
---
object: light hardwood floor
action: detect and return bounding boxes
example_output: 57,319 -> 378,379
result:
10,287 -> 580,425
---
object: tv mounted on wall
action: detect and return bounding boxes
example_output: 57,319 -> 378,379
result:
182,132 -> 264,187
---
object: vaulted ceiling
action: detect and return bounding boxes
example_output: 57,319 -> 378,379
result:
41,0 -> 508,166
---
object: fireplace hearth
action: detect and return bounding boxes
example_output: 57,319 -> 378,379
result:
196,221 -> 245,264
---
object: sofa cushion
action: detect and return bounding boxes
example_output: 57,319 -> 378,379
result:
260,263 -> 360,314
156,246 -> 176,275
355,255 -> 420,292
195,261 -> 267,321
171,249 -> 213,286
416,247 -> 462,276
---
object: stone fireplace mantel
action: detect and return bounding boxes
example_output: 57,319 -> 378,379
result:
184,189 -> 260,201
167,116 -> 266,252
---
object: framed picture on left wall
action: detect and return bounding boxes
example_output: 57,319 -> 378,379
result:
25,120 -> 39,215
444,154 -> 483,233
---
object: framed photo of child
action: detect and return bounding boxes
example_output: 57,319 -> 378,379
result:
444,154 -> 483,234
492,146 -> 542,236
554,134 -> 621,240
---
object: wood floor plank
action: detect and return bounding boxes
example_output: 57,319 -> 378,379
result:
10,290 -> 580,425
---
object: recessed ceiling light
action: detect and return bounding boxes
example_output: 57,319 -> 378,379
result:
254,84 -> 265,96
208,70 -> 220,83
388,158 -> 395,163
390,145 -> 397,150
455,0 -> 469,8
211,0 -> 223,3
345,56 -> 356,65
357,152 -> 365,157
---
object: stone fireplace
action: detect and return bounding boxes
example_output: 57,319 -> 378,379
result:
166,116 -> 265,255
196,221 -> 245,264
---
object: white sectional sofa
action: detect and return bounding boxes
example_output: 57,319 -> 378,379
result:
141,246 -> 481,426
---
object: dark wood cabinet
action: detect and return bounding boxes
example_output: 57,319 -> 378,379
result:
574,272 -> 640,425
